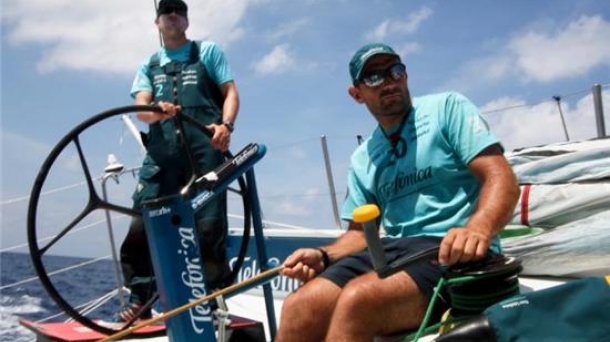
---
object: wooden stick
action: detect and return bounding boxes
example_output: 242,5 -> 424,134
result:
98,265 -> 284,342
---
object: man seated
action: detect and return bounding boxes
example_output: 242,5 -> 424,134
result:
275,43 -> 520,342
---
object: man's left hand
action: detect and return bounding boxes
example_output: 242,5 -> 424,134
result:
206,123 -> 231,152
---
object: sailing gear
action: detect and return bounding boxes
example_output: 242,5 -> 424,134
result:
121,40 -> 234,315
223,121 -> 235,133
214,294 -> 232,342
444,255 -> 522,318
349,43 -> 400,83
313,247 -> 331,270
436,276 -> 610,342
157,0 -> 188,17
357,63 -> 407,88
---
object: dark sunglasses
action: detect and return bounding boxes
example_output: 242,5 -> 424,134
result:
158,6 -> 187,16
358,63 -> 407,88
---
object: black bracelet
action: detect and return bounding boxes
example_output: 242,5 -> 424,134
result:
314,247 -> 331,270
223,121 -> 234,133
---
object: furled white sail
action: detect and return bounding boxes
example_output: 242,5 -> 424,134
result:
502,137 -> 610,277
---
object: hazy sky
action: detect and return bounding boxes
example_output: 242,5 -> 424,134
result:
1,0 -> 610,256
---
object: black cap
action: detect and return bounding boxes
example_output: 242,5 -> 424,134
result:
157,0 -> 188,17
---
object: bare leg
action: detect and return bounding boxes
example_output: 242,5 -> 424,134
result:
325,272 -> 428,342
275,277 -> 342,342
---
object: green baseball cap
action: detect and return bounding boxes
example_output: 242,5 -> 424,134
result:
349,43 -> 400,82
157,0 -> 188,17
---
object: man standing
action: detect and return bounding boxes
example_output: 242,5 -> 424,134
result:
276,43 -> 519,342
118,0 -> 239,321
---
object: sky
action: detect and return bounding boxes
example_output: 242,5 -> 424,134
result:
1,0 -> 610,257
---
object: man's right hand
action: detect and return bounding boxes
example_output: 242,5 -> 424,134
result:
280,248 -> 326,283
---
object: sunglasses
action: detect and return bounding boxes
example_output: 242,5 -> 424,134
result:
158,6 -> 187,17
358,63 -> 407,88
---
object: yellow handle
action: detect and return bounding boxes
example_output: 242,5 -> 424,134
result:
352,204 -> 380,223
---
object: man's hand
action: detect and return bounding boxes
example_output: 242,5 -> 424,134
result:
156,101 -> 181,117
280,248 -> 327,283
205,123 -> 232,152
137,101 -> 181,124
438,227 -> 491,266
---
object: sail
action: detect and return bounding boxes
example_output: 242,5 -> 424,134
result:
502,137 -> 610,277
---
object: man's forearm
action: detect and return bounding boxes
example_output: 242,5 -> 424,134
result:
321,222 -> 368,264
221,82 -> 239,124
134,91 -> 159,124
467,155 -> 520,238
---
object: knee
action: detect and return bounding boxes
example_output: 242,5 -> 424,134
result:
336,282 -> 381,314
281,287 -> 329,328
282,289 -> 315,318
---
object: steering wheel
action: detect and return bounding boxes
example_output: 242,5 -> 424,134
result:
27,105 -> 252,337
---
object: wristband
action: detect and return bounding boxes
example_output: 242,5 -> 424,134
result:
314,247 -> 331,270
223,121 -> 234,133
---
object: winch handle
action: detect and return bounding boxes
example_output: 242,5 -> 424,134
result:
353,204 -> 388,273
353,204 -> 440,279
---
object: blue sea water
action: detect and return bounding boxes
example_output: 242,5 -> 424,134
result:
0,252 -> 121,342
0,234 -> 321,342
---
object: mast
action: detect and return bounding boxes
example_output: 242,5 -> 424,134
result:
592,84 -> 607,138
321,135 -> 342,229
153,0 -> 163,46
552,95 -> 570,141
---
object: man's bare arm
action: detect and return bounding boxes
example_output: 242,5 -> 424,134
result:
439,144 -> 520,265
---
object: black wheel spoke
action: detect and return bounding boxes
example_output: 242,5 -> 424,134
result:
39,204 -> 95,255
74,135 -> 102,203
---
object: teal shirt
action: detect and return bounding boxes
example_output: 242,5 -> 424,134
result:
342,92 -> 502,250
131,40 -> 233,98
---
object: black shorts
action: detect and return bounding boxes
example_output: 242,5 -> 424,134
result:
319,236 -> 450,322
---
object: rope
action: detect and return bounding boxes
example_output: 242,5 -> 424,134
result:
408,267 -> 521,342
410,277 -> 447,341
72,289 -> 120,320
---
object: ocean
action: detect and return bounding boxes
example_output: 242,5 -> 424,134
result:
0,231 -> 325,342
0,252 -> 121,342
